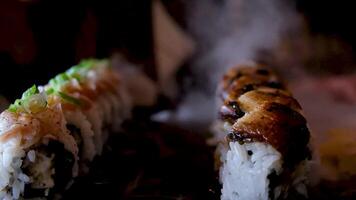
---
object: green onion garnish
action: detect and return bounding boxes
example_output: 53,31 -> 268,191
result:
57,92 -> 81,106
22,85 -> 39,99
8,85 -> 46,113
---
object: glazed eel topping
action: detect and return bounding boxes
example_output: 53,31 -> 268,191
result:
218,65 -> 311,167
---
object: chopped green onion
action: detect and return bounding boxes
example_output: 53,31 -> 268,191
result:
64,58 -> 108,83
8,85 -> 47,113
46,87 -> 55,95
8,59 -> 109,113
23,94 -> 47,113
13,99 -> 22,106
22,85 -> 39,99
77,59 -> 95,69
8,104 -> 18,112
55,73 -> 70,83
66,69 -> 82,81
57,92 -> 81,106
49,78 -> 56,85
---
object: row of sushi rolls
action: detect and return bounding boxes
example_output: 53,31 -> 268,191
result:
0,59 -> 312,200
0,59 -> 132,199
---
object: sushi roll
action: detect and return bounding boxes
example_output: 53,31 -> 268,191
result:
1,59 -> 133,199
0,86 -> 79,199
43,59 -> 131,164
216,65 -> 311,200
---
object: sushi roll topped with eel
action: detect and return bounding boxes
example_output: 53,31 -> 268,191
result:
217,64 -> 311,200
0,59 -> 132,199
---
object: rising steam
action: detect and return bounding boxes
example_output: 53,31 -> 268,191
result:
153,0 -> 301,130
187,0 -> 300,91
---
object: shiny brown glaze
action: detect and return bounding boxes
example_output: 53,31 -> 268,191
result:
220,65 -> 283,100
219,65 -> 310,166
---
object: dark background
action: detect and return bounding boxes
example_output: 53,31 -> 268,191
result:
0,0 -> 355,100
0,0 -> 154,100
0,1 -> 355,199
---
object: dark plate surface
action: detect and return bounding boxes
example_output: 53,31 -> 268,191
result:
62,120 -> 220,200
61,119 -> 355,200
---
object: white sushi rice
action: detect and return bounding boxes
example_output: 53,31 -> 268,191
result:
83,91 -> 130,155
0,139 -> 57,200
219,141 -> 309,200
0,137 -> 28,200
78,66 -> 132,156
220,141 -> 283,200
27,150 -> 36,163
84,104 -> 105,155
64,111 -> 96,161
28,152 -> 55,189
96,96 -> 113,152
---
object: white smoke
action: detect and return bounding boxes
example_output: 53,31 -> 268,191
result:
187,0 -> 300,91
153,0 -> 302,130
